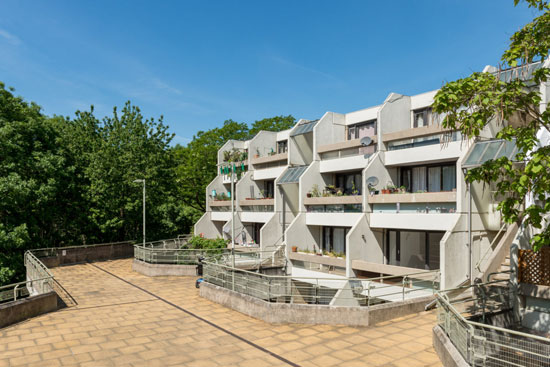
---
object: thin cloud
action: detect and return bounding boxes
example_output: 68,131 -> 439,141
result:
271,55 -> 341,82
0,29 -> 21,45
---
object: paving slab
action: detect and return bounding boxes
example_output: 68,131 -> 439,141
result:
0,259 -> 442,366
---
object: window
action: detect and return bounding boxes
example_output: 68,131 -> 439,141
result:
413,108 -> 432,128
400,163 -> 456,193
277,140 -> 288,154
335,171 -> 362,195
264,180 -> 274,198
322,227 -> 349,255
347,120 -> 376,140
386,229 -> 442,270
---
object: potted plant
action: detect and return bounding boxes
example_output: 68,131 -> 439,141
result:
306,192 -> 312,198
399,186 -> 407,194
381,186 -> 390,194
311,184 -> 321,197
291,246 -> 297,252
223,150 -> 231,162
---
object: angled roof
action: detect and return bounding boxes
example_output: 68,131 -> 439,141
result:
290,119 -> 319,137
277,166 -> 308,184
462,139 -> 519,169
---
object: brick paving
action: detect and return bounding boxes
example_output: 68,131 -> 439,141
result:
0,259 -> 442,366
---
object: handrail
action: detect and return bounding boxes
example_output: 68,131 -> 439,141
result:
436,280 -> 550,366
202,259 -> 438,281
475,222 -> 507,271
0,277 -> 54,292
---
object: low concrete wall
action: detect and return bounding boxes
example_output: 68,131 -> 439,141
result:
200,282 -> 433,327
432,325 -> 469,367
0,292 -> 58,329
39,242 -> 134,268
132,260 -> 198,277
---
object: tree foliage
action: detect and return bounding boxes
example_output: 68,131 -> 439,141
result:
0,82 -> 295,285
433,0 -> 550,250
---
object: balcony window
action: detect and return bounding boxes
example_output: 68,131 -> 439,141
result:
413,108 -> 432,128
277,140 -> 288,154
385,230 -> 442,270
335,171 -> 362,195
400,163 -> 456,193
322,226 -> 349,255
348,120 -> 376,140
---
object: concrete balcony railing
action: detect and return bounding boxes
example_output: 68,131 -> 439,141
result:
209,200 -> 232,207
317,137 -> 377,155
251,152 -> 288,165
367,191 -> 456,204
239,198 -> 275,206
382,124 -> 452,143
304,195 -> 362,206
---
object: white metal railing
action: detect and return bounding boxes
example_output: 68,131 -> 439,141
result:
203,261 -> 439,306
436,279 -> 550,366
475,222 -> 508,272
0,251 -> 56,303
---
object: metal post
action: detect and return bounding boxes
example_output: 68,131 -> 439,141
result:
231,164 -> 235,291
142,180 -> 146,246
468,181 -> 472,284
133,179 -> 146,246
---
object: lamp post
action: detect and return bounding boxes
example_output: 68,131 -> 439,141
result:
133,179 -> 146,246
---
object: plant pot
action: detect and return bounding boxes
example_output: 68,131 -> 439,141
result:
254,154 -> 259,158
316,253 -> 322,256
382,189 -> 389,194
306,193 -> 312,198
291,246 -> 297,252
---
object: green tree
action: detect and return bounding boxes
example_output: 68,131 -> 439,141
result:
0,83 -> 77,284
249,115 -> 296,137
433,0 -> 550,250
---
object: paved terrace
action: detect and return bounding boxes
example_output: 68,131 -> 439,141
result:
1,259 -> 441,367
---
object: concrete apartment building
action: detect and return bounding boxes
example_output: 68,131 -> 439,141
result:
195,61 -> 547,290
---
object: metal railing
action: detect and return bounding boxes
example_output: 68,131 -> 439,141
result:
0,251 -> 55,304
475,223 -> 508,272
203,260 -> 439,306
134,245 -> 230,265
436,279 -> 550,366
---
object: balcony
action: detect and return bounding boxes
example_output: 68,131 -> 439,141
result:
304,195 -> 362,206
251,152 -> 287,165
318,138 -> 376,173
369,212 -> 459,231
209,200 -> 231,207
368,191 -> 456,204
239,198 -> 275,207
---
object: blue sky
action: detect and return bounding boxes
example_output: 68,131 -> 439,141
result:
0,1 -> 537,145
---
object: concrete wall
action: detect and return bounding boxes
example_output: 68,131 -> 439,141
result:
194,212 -> 224,238
39,242 -> 135,268
378,93 -> 411,137
132,260 -> 197,277
0,292 -> 58,329
346,214 -> 384,277
285,213 -> 321,253
298,161 -> 325,212
313,112 -> 346,160
249,131 -> 277,169
200,281 -> 433,327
